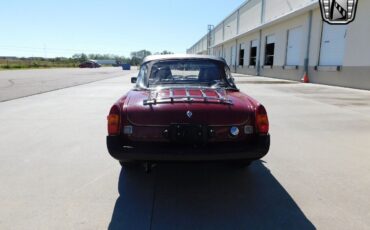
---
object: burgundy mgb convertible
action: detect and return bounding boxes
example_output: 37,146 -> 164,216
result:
107,54 -> 270,167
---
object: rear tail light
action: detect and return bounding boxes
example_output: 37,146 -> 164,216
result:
256,105 -> 269,134
107,105 -> 120,135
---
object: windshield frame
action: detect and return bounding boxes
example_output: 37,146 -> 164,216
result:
135,58 -> 238,90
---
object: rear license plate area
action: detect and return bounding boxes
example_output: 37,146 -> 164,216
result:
170,124 -> 207,143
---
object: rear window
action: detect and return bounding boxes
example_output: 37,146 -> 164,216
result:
148,59 -> 228,87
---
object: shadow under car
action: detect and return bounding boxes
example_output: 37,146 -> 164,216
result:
109,161 -> 315,230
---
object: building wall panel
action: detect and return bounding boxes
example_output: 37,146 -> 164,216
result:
214,25 -> 224,46
264,0 -> 314,23
343,0 -> 370,66
239,0 -> 262,34
261,13 -> 309,67
202,36 -> 208,53
213,46 -> 223,57
308,8 -> 322,66
224,12 -> 238,41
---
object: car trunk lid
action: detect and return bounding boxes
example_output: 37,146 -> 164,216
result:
125,88 -> 253,126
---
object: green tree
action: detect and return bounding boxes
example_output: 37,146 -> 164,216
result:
160,50 -> 174,55
72,53 -> 88,62
131,50 -> 151,60
130,50 -> 152,65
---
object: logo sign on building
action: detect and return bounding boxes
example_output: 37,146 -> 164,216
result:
319,0 -> 358,24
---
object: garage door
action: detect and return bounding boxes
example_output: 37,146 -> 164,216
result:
231,45 -> 236,66
249,40 -> 259,66
286,26 -> 303,66
319,23 -> 347,66
265,35 -> 275,66
266,35 -> 275,44
239,43 -> 247,66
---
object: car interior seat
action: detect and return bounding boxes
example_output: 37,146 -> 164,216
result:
155,66 -> 173,80
198,67 -> 220,83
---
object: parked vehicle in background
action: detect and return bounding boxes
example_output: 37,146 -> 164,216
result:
79,61 -> 101,68
122,63 -> 131,70
107,54 -> 270,168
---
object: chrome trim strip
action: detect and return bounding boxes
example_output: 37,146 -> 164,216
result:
121,121 -> 251,128
143,97 -> 232,105
185,88 -> 191,101
200,89 -> 208,101
143,87 -> 233,105
214,90 -> 226,102
169,88 -> 174,102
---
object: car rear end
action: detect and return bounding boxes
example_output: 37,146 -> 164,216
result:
106,55 -> 270,163
106,95 -> 270,162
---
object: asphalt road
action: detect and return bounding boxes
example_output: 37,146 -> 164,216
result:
0,67 -> 137,102
1,69 -> 370,229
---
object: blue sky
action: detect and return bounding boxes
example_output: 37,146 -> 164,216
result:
0,0 -> 245,58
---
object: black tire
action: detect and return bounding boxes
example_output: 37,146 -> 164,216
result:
231,159 -> 253,168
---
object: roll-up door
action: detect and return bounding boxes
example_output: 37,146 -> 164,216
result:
251,40 -> 259,47
266,35 -> 275,44
265,35 -> 275,66
239,43 -> 246,66
250,40 -> 259,66
286,26 -> 303,66
231,45 -> 236,66
319,23 -> 347,66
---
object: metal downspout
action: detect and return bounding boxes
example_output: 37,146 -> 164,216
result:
305,10 -> 313,74
257,29 -> 262,76
257,0 -> 266,76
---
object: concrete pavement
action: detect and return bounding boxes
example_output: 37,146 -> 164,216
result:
0,71 -> 370,229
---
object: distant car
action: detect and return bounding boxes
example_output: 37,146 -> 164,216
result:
107,54 -> 270,167
122,63 -> 131,70
79,61 -> 101,68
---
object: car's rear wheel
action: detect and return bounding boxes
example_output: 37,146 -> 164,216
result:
119,161 -> 154,173
231,159 -> 253,168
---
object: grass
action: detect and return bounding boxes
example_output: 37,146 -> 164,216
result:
0,59 -> 80,70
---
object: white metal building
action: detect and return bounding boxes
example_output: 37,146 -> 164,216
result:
187,0 -> 370,90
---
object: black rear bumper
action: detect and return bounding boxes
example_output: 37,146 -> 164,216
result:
107,135 -> 270,162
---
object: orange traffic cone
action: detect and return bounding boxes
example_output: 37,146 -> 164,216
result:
301,72 -> 309,83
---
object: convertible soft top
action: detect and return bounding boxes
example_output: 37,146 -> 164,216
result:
142,54 -> 227,64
